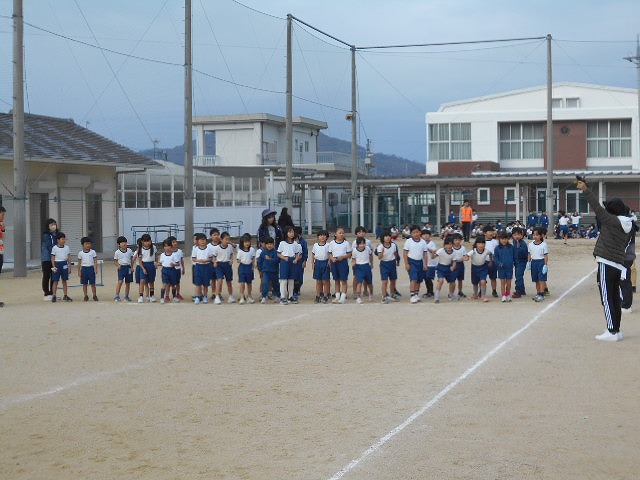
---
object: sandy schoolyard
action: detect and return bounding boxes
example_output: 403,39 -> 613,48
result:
0,238 -> 638,479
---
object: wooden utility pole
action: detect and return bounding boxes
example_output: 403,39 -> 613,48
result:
13,0 -> 26,277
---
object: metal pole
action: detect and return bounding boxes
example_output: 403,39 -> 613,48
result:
183,0 -> 194,246
306,184 -> 312,235
359,184 -> 364,227
285,14 -> 293,213
12,0 -> 26,277
350,46 -> 358,233
545,34 -> 554,214
624,35 -> 640,173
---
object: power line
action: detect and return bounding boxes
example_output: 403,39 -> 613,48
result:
358,36 -> 547,50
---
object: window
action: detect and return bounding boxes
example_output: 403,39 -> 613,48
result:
565,97 -> 579,108
536,188 -> 559,213
305,141 -> 309,152
149,176 -> 172,208
499,123 -> 544,160
477,188 -> 490,205
195,177 -> 215,207
123,175 -> 147,208
173,177 -> 184,207
429,123 -> 471,160
450,191 -> 468,205
566,190 -> 589,213
552,98 -> 563,109
504,187 -> 517,205
587,120 -> 632,158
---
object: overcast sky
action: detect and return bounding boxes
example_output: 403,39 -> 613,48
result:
1,0 -> 639,163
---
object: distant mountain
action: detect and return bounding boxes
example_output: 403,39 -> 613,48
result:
140,133 -> 425,177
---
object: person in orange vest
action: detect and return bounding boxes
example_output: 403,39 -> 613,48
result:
459,200 -> 473,242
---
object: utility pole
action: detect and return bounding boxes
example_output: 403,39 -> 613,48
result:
624,35 -> 640,172
13,0 -> 26,277
183,0 -> 194,246
350,46 -> 358,233
545,34 -> 554,214
285,14 -> 293,214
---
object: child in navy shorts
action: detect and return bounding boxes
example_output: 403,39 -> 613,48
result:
114,236 -> 134,302
468,236 -> 491,302
277,226 -> 302,304
158,238 -> 181,304
213,231 -> 236,304
236,234 -> 256,304
312,230 -> 331,303
77,236 -> 98,302
352,237 -> 373,304
527,227 -> 549,302
259,237 -> 280,303
493,231 -> 515,302
403,224 -> 428,304
422,229 -> 438,298
433,237 -> 457,303
137,233 -> 157,303
328,227 -> 352,304
191,233 -> 215,304
376,230 -> 400,304
50,232 -> 72,302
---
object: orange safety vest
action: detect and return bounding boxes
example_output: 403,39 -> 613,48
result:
460,206 -> 473,223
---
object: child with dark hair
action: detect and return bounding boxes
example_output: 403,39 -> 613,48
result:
403,224 -> 428,303
158,238 -> 181,304
483,225 -> 499,297
468,235 -> 492,302
258,236 -> 280,303
376,229 -> 400,304
137,233 -> 156,303
433,237 -> 457,303
527,227 -> 549,303
312,230 -> 331,303
451,233 -> 469,298
213,231 -> 236,304
236,234 -> 256,304
191,232 -> 214,304
511,227 -> 529,298
78,236 -> 98,302
352,226 -> 373,301
51,232 -> 72,302
493,231 -> 515,302
352,236 -> 373,304
293,226 -> 308,301
114,236 -> 134,302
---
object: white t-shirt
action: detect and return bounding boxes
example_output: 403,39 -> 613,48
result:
376,242 -> 398,262
159,251 -> 180,268
468,247 -> 492,266
435,247 -> 455,266
528,241 -> 549,260
452,245 -> 468,262
403,238 -> 427,261
352,246 -> 372,265
312,242 -> 330,261
237,247 -> 256,265
424,240 -> 438,267
277,240 -> 302,258
558,216 -> 569,226
192,244 -> 215,262
51,244 -> 70,262
485,238 -> 499,255
213,244 -> 235,262
328,239 -> 352,259
78,249 -> 97,267
570,215 -> 581,225
139,246 -> 155,263
352,238 -> 373,251
114,247 -> 134,266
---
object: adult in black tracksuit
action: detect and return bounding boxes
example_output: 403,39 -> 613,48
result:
620,213 -> 638,312
577,180 -> 633,341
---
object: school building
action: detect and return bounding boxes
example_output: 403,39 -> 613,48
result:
0,112 -> 159,260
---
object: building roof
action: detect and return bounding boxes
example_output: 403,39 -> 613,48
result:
0,112 -> 160,168
193,113 -> 328,130
437,82 -> 637,111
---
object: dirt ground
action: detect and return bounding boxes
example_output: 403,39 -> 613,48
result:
1,238 -> 638,480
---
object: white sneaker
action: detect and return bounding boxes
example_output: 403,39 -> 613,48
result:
260,297 -> 267,304
501,295 -> 507,303
338,293 -> 346,304
248,296 -> 255,304
194,297 -> 201,305
43,295 -> 53,301
228,295 -> 236,304
137,296 -> 144,304
621,307 -> 632,314
595,330 -> 622,342
356,297 -> 363,304
160,298 -> 165,304
202,296 -> 209,304
410,294 -> 419,304
506,295 -> 512,302
381,296 -> 390,304
239,297 -> 246,305
149,296 -> 156,303
214,295 -> 222,305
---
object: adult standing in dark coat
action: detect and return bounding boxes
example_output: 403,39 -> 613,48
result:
277,207 -> 294,232
257,208 -> 282,248
0,206 -> 5,307
41,218 -> 58,300
577,180 -> 633,342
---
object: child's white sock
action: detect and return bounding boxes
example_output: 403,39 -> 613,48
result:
279,280 -> 288,298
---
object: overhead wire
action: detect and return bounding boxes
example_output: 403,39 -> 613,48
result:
292,23 -> 329,125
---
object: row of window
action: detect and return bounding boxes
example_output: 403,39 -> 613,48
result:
429,120 -> 633,161
452,188 -> 588,212
120,175 -> 266,209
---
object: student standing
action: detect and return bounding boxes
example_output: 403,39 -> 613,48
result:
376,230 -> 400,304
51,232 -> 72,302
158,239 -> 181,304
277,226 -> 302,304
137,234 -> 157,303
312,230 -> 331,303
511,227 -> 529,298
41,218 -> 58,300
352,237 -> 373,304
236,234 -> 256,304
191,233 -> 215,304
527,227 -> 549,303
213,232 -> 236,304
328,227 -> 352,304
114,236 -> 134,302
433,238 -> 457,303
451,233 -> 468,298
77,236 -> 99,302
493,231 -> 515,302
403,224 -> 428,304
0,206 -> 5,307
259,237 -> 280,303
422,229 -> 438,298
468,236 -> 492,302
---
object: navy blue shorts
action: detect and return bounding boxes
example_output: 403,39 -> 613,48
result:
238,263 -> 254,283
161,266 -> 177,285
331,259 -> 349,281
471,263 -> 488,285
80,266 -> 96,285
279,257 -> 296,280
452,262 -> 465,281
174,268 -> 182,284
313,259 -> 330,281
134,265 -> 141,284
497,264 -> 514,280
379,260 -> 397,281
487,261 -> 497,280
193,263 -> 211,286
408,258 -> 424,282
354,263 -> 373,285
215,261 -> 233,281
437,264 -> 455,283
52,261 -> 69,282
139,261 -> 156,283
117,264 -> 133,283
423,266 -> 436,280
531,259 -> 547,282
559,225 -> 569,236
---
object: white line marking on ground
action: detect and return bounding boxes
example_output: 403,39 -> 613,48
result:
0,306 -> 334,411
326,268 -> 596,480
